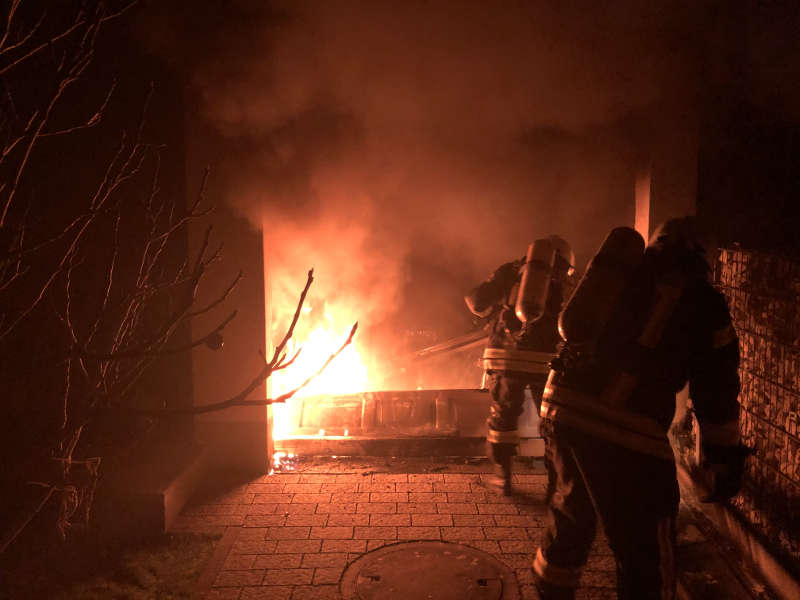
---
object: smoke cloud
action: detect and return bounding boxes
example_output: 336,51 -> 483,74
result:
138,0 -> 721,383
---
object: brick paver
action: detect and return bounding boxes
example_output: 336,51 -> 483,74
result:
440,526 -> 485,541
368,513 -> 411,526
410,513 -> 452,526
320,539 -> 365,553
325,514 -> 369,526
301,553 -> 349,568
179,457 -> 619,600
353,525 -> 397,539
396,502 -> 436,513
274,540 -> 321,554
253,554 -> 302,569
397,526 -> 440,540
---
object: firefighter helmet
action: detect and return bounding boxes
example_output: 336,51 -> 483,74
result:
649,216 -> 708,256
648,216 -> 715,275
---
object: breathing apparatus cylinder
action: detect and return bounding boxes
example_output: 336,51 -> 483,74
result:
515,238 -> 556,324
557,227 -> 645,345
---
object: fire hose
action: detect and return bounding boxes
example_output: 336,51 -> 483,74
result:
409,329 -> 488,361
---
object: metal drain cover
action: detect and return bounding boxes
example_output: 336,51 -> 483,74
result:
340,541 -> 519,600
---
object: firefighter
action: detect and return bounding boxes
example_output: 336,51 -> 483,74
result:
465,236 -> 575,495
533,218 -> 746,600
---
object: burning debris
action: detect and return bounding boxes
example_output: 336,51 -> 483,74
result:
271,451 -> 298,473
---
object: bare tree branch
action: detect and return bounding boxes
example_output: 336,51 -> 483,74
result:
270,269 -> 314,367
269,321 -> 359,402
85,206 -> 122,346
0,6 -> 45,59
40,80 -> 116,136
0,2 -> 103,227
1,1 -> 367,558
0,1 -> 137,73
119,321 -> 359,416
0,487 -> 55,555
0,0 -> 258,555
75,310 -> 238,360
187,270 -> 242,318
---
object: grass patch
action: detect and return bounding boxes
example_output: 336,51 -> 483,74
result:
1,532 -> 221,599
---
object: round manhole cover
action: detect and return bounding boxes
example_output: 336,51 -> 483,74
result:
341,541 -> 519,600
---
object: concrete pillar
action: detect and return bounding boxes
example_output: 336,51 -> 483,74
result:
187,119 -> 271,474
263,229 -> 275,465
633,124 -> 699,432
634,124 -> 698,243
634,168 -> 653,243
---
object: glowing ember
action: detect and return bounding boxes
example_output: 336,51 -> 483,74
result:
272,451 -> 298,472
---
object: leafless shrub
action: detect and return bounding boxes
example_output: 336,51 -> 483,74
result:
0,1 -> 356,554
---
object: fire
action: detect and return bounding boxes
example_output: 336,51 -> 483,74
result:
270,301 -> 371,439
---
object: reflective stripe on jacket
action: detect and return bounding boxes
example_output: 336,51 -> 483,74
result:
482,347 -> 554,374
486,428 -> 520,444
540,374 -> 674,460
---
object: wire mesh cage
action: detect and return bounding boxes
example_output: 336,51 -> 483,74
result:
710,247 -> 800,569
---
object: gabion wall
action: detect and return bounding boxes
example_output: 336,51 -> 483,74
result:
714,247 -> 800,570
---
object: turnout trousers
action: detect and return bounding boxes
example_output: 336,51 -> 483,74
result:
534,423 -> 679,600
486,371 -> 551,495
486,370 -> 547,462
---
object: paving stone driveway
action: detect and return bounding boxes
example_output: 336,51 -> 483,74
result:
175,458 -> 617,600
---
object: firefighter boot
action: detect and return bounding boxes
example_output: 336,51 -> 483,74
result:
487,441 -> 515,495
535,580 -> 577,600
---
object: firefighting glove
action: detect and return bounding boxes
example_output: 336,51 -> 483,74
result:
698,444 -> 752,503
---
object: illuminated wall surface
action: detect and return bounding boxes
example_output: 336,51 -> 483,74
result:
681,248 -> 800,570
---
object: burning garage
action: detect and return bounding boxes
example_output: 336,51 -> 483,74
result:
2,1 -> 800,598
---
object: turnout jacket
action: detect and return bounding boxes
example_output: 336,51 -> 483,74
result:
541,248 -> 741,459
466,260 -> 563,375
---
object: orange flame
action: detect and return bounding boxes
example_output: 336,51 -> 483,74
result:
271,300 -> 372,439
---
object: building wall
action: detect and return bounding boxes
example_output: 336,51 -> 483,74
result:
696,105 -> 800,258
678,248 -> 800,575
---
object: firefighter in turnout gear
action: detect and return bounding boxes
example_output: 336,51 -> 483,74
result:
533,219 -> 745,600
465,236 -> 575,495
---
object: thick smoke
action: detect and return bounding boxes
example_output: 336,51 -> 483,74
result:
139,0 -> 712,385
